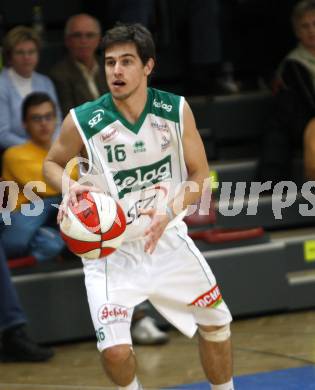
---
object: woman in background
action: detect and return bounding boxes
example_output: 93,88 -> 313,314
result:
0,26 -> 61,150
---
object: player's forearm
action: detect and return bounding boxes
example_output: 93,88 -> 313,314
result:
167,168 -> 208,217
304,140 -> 315,180
43,159 -> 76,194
304,120 -> 315,180
304,147 -> 315,180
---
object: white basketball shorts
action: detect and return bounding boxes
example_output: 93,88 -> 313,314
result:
82,221 -> 232,351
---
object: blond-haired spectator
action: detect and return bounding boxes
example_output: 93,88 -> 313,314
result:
0,26 -> 61,150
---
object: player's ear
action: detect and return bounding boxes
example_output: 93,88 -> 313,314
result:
144,58 -> 154,76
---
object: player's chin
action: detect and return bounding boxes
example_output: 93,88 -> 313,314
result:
111,91 -> 131,100
112,93 -> 128,100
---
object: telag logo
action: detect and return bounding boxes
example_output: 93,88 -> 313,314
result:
88,109 -> 105,128
114,155 -> 172,198
153,98 -> 172,112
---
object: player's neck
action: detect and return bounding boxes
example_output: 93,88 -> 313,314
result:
113,86 -> 148,125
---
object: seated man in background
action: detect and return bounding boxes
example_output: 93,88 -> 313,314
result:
1,92 -> 65,262
0,239 -> 53,362
50,13 -> 107,117
260,0 -> 315,183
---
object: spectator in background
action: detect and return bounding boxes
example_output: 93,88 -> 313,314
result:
260,0 -> 315,183
1,92 -> 65,263
0,239 -> 54,362
0,26 -> 61,151
50,14 -> 107,117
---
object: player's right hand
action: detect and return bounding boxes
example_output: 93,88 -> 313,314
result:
57,183 -> 101,224
140,207 -> 170,254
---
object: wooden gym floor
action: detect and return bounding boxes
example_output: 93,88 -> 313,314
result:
0,310 -> 314,389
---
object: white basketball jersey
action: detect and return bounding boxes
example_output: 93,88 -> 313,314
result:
70,87 -> 188,241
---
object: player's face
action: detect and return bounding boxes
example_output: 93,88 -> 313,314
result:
66,16 -> 101,63
24,102 -> 56,148
295,11 -> 315,51
104,43 -> 154,100
10,40 -> 39,78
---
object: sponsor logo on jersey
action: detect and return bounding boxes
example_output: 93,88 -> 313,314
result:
100,126 -> 119,143
161,135 -> 171,151
150,121 -> 171,150
98,304 -> 131,325
189,285 -> 222,308
133,140 -> 146,153
126,184 -> 168,225
151,121 -> 170,133
88,109 -> 104,128
153,98 -> 172,112
114,155 -> 172,198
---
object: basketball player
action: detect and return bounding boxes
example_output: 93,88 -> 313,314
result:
43,23 -> 234,390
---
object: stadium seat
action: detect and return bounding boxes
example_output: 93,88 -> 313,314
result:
189,226 -> 264,244
8,256 -> 37,269
188,91 -> 274,160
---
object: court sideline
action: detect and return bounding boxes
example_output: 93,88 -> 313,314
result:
0,310 -> 314,389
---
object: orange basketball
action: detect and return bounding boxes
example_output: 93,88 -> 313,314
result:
60,191 -> 126,259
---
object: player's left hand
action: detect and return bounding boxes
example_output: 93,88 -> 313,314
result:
140,208 -> 170,254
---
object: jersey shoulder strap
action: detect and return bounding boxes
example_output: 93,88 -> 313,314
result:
71,93 -> 115,140
148,88 -> 182,123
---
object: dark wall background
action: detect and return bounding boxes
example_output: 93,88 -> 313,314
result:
0,0 -> 301,91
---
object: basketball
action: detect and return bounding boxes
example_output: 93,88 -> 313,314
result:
60,191 -> 126,259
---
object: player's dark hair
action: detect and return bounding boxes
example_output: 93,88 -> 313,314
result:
101,22 -> 156,65
22,92 -> 56,120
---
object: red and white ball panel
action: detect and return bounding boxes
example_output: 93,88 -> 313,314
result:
60,192 -> 126,259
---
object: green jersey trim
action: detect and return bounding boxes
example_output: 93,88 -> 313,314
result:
150,88 -> 181,123
73,88 -> 182,139
175,122 -> 183,182
108,89 -> 152,135
73,94 -> 115,140
107,88 -> 181,133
